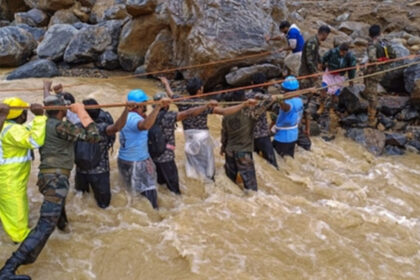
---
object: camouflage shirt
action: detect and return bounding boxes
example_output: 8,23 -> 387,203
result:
76,122 -> 112,175
221,95 -> 273,154
173,94 -> 213,130
299,35 -> 320,76
366,38 -> 392,82
152,110 -> 178,163
245,89 -> 270,139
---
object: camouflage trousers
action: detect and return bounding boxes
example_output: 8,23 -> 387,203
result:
10,173 -> 69,265
362,77 -> 380,109
224,151 -> 258,191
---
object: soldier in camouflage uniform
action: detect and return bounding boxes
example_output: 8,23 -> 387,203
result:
299,25 -> 331,92
245,73 -> 278,168
0,85 -> 102,280
221,91 -> 274,191
363,24 -> 396,127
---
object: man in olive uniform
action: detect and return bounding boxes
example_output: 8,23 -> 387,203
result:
364,24 -> 396,127
299,25 -> 331,91
0,93 -> 102,280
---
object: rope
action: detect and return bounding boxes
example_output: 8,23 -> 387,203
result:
8,59 -> 420,110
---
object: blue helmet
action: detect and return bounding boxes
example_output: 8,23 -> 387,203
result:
281,76 -> 299,91
127,89 -> 149,102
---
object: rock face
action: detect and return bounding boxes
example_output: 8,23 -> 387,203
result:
284,52 -> 301,76
346,128 -> 386,156
166,0 -> 280,84
0,26 -> 36,67
14,8 -> 48,27
338,85 -> 368,114
24,0 -> 74,11
37,24 -> 78,61
126,0 -> 157,16
64,20 -> 122,64
378,96 -> 410,116
225,64 -> 281,86
380,43 -> 410,93
6,59 -> 59,80
118,14 -> 167,71
144,29 -> 174,73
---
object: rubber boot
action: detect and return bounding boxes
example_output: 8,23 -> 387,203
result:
368,107 -> 377,128
0,255 -> 31,280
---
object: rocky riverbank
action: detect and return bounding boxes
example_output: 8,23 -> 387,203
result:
0,0 -> 420,155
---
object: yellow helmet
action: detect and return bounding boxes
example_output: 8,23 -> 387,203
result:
2,97 -> 29,120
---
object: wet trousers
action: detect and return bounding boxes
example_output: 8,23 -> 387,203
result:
155,160 -> 181,194
273,140 -> 296,158
5,173 -> 69,267
254,136 -> 278,168
224,152 -> 258,191
75,172 -> 111,208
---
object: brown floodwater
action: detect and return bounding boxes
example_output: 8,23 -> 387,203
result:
0,73 -> 420,279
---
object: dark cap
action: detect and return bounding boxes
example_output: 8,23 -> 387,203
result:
43,94 -> 70,106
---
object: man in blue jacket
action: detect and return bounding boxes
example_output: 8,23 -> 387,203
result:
266,21 -> 304,53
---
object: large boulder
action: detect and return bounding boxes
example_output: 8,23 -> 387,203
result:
48,8 -> 80,26
15,24 -> 45,41
346,128 -> 386,156
338,85 -> 368,114
378,96 -> 410,116
0,26 -> 36,67
14,8 -> 48,27
126,0 -> 157,16
118,14 -> 167,71
0,0 -> 28,21
37,24 -> 78,61
64,20 -> 122,64
90,0 -> 128,23
385,132 -> 407,148
96,49 -> 120,70
144,29 -> 174,73
404,60 -> 420,105
340,114 -> 368,128
6,59 -> 59,80
284,52 -> 301,76
24,0 -> 74,11
225,64 -> 281,86
338,21 -> 370,36
380,43 -> 410,93
166,0 -> 281,85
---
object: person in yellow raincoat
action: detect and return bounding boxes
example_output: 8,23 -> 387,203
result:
0,98 -> 46,243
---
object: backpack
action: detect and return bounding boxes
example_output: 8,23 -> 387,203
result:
376,40 -> 397,60
148,111 -> 167,158
74,109 -> 115,170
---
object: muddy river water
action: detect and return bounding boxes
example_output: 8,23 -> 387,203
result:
0,74 -> 420,279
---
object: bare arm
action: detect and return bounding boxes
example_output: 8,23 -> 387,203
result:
43,80 -> 52,99
276,97 -> 291,112
159,77 -> 175,98
137,98 -> 170,130
106,103 -> 135,136
177,105 -> 208,121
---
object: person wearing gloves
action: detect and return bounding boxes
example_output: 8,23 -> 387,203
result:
0,98 -> 46,244
0,94 -> 102,280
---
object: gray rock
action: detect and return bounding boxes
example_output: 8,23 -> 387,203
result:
338,85 -> 368,114
6,59 -> 59,80
335,12 -> 350,22
104,4 -> 128,20
126,0 -> 157,16
403,59 -> 420,105
340,114 -> 368,128
284,52 -> 301,76
49,8 -> 80,26
384,145 -> 405,156
377,113 -> 395,129
385,133 -> 407,147
72,22 -> 90,30
333,33 -> 353,47
378,96 -> 410,116
15,24 -> 45,41
406,125 -> 420,139
64,21 -> 122,64
346,128 -> 386,156
134,65 -> 147,76
0,26 -> 36,67
407,37 -> 420,46
380,43 -> 410,93
406,140 -> 420,152
225,64 -> 281,86
24,0 -> 74,11
353,38 -> 368,47
338,21 -> 370,36
96,49 -> 120,70
14,8 -> 48,27
396,107 -> 419,121
37,24 -> 78,61
90,2 -> 128,23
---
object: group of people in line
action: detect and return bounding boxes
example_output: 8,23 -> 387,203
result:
0,21 -> 394,279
